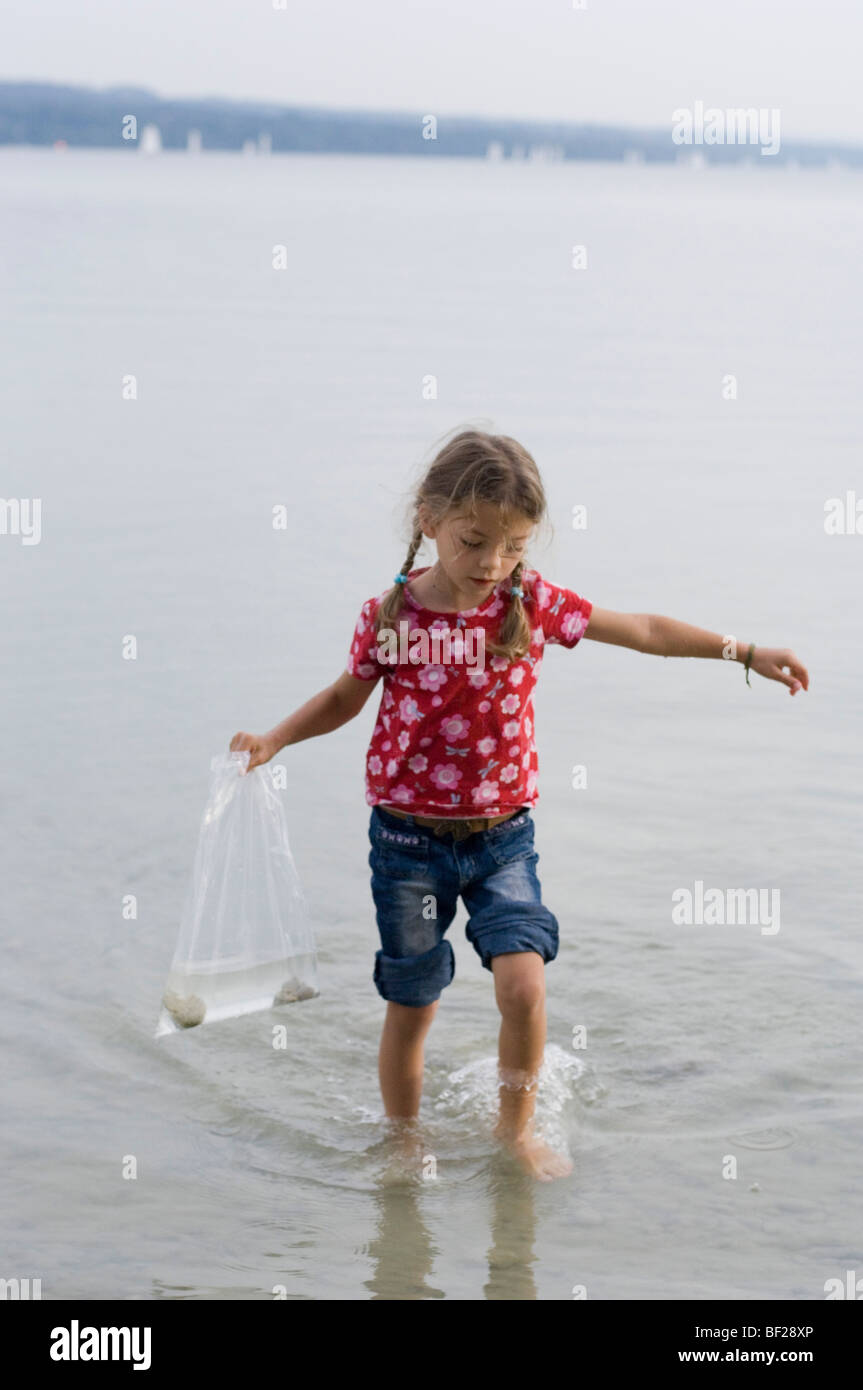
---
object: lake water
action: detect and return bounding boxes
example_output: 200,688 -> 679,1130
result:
2,146 -> 862,1300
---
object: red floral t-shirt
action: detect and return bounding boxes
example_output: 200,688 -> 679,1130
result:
345,567 -> 592,817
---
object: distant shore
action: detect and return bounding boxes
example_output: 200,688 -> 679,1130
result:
2,80 -> 861,168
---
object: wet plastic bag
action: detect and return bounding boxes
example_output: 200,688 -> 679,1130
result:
155,750 -> 319,1038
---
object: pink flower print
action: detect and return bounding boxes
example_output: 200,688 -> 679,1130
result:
500,763 -> 519,784
399,695 -> 421,724
479,700 -> 491,713
420,737 -> 432,748
526,770 -> 538,796
386,758 -> 400,777
524,715 -> 532,738
500,694 -> 520,715
390,783 -> 415,803
477,736 -> 497,756
431,696 -> 442,707
473,780 -> 500,805
508,666 -> 526,686
408,754 -> 428,773
429,618 -> 450,631
467,669 -> 489,689
383,689 -> 395,708
382,741 -> 391,751
502,720 -> 520,740
366,788 -> 377,805
532,626 -> 544,645
440,714 -> 470,741
368,755 -> 383,775
509,745 -> 519,757
355,662 -> 376,678
383,714 -> 391,730
398,730 -> 411,751
430,763 -> 463,791
534,580 -> 551,609
561,610 -> 588,642
418,665 -> 448,692
485,596 -> 504,617
490,656 -> 509,673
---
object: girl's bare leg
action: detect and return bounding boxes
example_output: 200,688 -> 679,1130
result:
491,952 -> 572,1181
378,999 -> 439,1119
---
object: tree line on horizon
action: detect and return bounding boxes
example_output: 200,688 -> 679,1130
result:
0,80 -> 859,165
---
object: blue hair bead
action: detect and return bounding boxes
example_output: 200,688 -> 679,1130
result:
393,573 -> 408,584
510,585 -> 524,599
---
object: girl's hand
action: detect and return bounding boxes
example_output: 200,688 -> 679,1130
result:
748,647 -> 810,696
229,730 -> 279,771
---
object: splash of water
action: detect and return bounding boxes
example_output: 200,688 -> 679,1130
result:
434,1043 -> 586,1152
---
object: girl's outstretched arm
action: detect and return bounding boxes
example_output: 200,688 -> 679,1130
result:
582,607 -> 809,696
230,671 -> 381,770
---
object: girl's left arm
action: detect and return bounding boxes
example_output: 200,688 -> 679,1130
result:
581,607 -> 810,696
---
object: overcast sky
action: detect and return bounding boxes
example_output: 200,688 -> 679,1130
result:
3,0 -> 862,145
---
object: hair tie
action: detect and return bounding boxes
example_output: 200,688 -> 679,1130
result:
510,585 -> 524,599
393,573 -> 408,584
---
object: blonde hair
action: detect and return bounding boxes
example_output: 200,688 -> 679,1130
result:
376,428 -> 548,660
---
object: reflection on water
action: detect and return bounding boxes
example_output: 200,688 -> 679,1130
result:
361,1047 -> 584,1299
363,1122 -> 540,1300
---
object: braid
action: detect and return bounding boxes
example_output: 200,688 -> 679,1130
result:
376,520 -> 424,633
486,559 -> 532,660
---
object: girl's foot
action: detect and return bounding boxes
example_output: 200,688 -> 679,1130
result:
493,1121 -> 573,1181
379,1117 -> 427,1185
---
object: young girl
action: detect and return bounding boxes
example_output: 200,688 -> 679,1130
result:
230,429 -> 809,1182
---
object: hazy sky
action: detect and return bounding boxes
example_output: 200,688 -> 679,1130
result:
3,0 -> 862,144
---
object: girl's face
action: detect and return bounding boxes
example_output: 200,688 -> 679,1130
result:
423,499 -> 534,599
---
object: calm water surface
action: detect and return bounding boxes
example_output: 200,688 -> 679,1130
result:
2,148 -> 861,1299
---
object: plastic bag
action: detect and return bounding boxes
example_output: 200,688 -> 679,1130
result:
155,750 -> 319,1038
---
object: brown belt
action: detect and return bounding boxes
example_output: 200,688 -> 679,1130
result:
381,804 -> 523,842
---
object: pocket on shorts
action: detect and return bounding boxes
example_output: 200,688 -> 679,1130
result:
485,810 -> 535,867
369,813 -> 431,878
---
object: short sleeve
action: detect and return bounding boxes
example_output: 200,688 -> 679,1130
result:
346,598 -> 383,680
531,573 -> 592,648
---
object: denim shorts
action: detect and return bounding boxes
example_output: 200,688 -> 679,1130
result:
368,804 -> 559,1008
